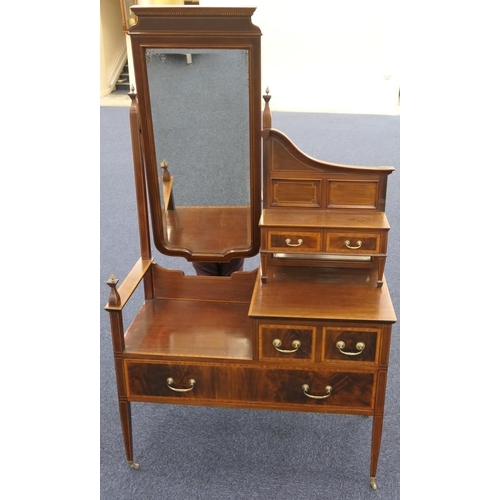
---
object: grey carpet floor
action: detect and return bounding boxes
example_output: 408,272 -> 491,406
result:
100,106 -> 400,499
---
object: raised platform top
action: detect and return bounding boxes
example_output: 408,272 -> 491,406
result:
249,266 -> 397,323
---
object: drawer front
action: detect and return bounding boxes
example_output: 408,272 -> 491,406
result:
322,327 -> 380,363
259,324 -> 315,361
325,232 -> 381,254
267,230 -> 321,252
226,367 -> 375,410
125,361 -> 221,401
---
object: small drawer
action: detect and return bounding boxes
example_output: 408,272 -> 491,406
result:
325,231 -> 381,254
259,324 -> 315,361
322,327 -> 380,363
226,367 -> 375,410
267,230 -> 321,252
125,361 -> 221,401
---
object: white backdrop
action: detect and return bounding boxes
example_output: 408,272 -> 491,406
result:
201,0 -> 400,114
135,0 -> 400,114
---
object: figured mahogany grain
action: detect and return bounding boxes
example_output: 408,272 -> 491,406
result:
225,366 -> 376,409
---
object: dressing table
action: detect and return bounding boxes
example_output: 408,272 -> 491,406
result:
105,6 -> 396,491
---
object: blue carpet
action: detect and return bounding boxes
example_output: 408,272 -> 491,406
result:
100,106 -> 400,499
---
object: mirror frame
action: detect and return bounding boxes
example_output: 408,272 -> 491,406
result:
129,6 -> 262,262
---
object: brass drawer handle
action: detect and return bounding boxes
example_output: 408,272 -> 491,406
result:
336,341 -> 365,356
344,239 -> 362,249
273,338 -> 301,353
302,384 -> 332,399
285,238 -> 303,247
166,377 -> 196,392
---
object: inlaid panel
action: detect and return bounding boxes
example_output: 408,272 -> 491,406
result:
259,325 -> 315,361
328,180 -> 379,209
271,179 -> 321,207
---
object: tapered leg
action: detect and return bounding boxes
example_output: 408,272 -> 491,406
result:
369,414 -> 384,490
119,400 -> 139,469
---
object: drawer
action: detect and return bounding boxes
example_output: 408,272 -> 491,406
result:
259,324 -> 315,361
325,231 -> 381,254
266,230 -> 321,252
226,367 -> 376,410
125,361 -> 222,401
322,327 -> 380,363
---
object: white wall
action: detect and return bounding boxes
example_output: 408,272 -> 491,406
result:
126,0 -> 399,114
201,0 -> 399,114
100,0 -> 128,96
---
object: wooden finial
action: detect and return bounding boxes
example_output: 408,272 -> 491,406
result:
263,86 -> 272,129
161,159 -> 171,181
106,274 -> 121,308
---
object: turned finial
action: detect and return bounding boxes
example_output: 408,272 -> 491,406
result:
161,159 -> 171,181
263,86 -> 272,129
106,274 -> 121,308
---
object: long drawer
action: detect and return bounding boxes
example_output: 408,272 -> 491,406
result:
125,360 -> 377,411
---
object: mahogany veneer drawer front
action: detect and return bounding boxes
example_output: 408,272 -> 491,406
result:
259,324 -> 315,361
125,361 -> 376,410
264,229 -> 383,254
325,231 -> 381,254
227,367 -> 376,410
266,230 -> 321,252
125,361 -> 222,401
259,322 -> 382,364
322,327 -> 380,363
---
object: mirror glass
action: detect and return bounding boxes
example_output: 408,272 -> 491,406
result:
145,48 -> 252,256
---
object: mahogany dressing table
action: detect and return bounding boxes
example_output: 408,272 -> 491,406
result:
105,6 -> 396,491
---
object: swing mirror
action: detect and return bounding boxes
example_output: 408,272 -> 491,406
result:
129,6 -> 262,262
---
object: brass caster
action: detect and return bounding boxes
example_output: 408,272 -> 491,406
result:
127,461 -> 140,470
370,477 -> 377,490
